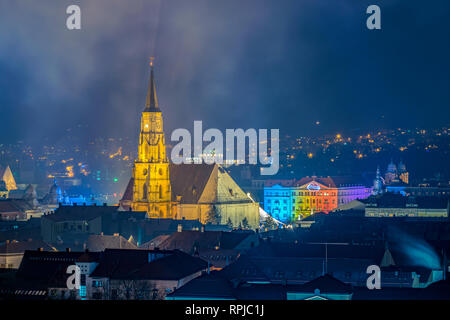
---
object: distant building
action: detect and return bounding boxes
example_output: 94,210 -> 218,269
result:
386,182 -> 450,198
152,227 -> 259,269
1,181 -> 65,220
40,204 -> 117,242
89,248 -> 208,300
86,234 -> 138,251
385,160 -> 409,185
365,193 -> 449,218
0,165 -> 17,196
264,176 -> 372,223
13,249 -> 100,300
40,203 -> 210,248
286,274 -> 353,300
0,200 -> 29,220
0,239 -> 55,269
0,181 -> 8,199
10,248 -> 207,300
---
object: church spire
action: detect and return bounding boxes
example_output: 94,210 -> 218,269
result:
144,57 -> 159,112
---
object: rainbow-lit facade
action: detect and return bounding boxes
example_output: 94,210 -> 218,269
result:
264,177 -> 372,223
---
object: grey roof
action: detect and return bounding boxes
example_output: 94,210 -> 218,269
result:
43,204 -> 118,222
167,271 -> 235,299
0,199 -> 34,213
86,234 -> 138,252
156,230 -> 254,254
16,250 -> 97,287
169,163 -> 216,203
287,274 -> 353,294
0,240 -> 55,254
90,248 -> 207,280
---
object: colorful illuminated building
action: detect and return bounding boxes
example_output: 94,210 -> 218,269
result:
264,176 -> 372,223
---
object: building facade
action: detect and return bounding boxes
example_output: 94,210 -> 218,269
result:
365,193 -> 449,218
264,176 -> 372,223
385,160 -> 409,185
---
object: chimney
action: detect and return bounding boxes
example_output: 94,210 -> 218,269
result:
83,203 -> 86,206
66,248 -> 71,252
177,224 -> 183,232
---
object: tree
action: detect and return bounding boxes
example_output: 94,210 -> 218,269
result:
206,205 -> 221,225
242,217 -> 249,229
263,215 -> 277,231
227,217 -> 233,229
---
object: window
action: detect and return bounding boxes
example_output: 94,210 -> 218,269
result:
143,183 -> 148,200
79,286 -> 86,297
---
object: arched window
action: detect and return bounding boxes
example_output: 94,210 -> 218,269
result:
143,183 -> 148,200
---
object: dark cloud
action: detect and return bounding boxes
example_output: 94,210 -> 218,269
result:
0,0 -> 449,143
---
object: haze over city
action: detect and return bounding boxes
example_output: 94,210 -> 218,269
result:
1,0 -> 449,144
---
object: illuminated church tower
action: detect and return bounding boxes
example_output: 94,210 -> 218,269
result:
131,58 -> 173,218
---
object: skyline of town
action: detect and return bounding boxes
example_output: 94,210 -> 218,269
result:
1,0 -> 450,305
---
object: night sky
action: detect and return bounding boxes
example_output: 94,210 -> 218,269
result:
0,0 -> 449,143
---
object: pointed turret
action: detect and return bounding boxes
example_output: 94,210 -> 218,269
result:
144,57 -> 159,112
373,165 -> 383,195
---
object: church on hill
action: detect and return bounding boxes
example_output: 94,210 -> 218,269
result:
119,59 -> 260,229
0,165 -> 17,198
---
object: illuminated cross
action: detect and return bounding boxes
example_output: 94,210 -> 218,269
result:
150,57 -> 155,67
